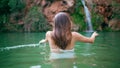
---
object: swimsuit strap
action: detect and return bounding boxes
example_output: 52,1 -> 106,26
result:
51,48 -> 74,53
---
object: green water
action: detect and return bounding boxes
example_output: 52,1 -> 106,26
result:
0,32 -> 120,68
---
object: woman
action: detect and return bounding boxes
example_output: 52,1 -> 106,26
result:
39,12 -> 98,53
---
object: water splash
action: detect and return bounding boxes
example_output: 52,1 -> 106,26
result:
81,0 -> 93,32
0,44 -> 38,51
0,40 -> 49,51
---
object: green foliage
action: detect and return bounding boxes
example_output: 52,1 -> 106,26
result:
0,0 -> 10,32
1,0 -> 120,32
25,6 -> 40,24
0,0 -> 10,15
24,6 -> 51,32
91,10 -> 103,30
0,14 -> 9,32
111,1 -> 120,19
0,0 -> 25,32
0,14 -> 9,24
8,0 -> 26,12
0,0 -> 51,32
71,0 -> 86,31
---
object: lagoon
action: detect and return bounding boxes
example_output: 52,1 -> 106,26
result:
0,32 -> 120,68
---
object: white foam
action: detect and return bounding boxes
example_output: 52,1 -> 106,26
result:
30,65 -> 41,68
0,43 -> 40,51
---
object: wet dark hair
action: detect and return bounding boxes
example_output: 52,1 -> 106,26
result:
52,12 -> 72,49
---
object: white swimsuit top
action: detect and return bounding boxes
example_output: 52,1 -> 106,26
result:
49,48 -> 75,60
50,48 -> 74,53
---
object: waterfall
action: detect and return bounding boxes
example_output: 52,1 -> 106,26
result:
81,0 -> 93,32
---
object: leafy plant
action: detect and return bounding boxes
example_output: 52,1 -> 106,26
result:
8,0 -> 26,12
71,0 -> 86,31
24,6 -> 51,32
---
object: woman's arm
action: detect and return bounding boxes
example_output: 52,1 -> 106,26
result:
39,31 -> 50,44
73,32 -> 98,43
39,39 -> 47,44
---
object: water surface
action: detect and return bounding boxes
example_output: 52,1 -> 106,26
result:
0,32 -> 120,68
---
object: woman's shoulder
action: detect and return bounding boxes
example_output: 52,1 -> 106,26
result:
46,31 -> 52,33
72,31 -> 82,39
72,31 -> 80,36
46,31 -> 53,36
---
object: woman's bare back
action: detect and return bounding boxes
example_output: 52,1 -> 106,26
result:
39,31 -> 98,52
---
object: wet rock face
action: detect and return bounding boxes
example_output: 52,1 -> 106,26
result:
116,0 -> 120,3
91,0 -> 120,30
93,0 -> 113,23
40,0 -> 75,25
85,0 -> 120,31
109,19 -> 120,31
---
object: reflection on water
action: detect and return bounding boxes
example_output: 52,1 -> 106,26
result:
80,32 -> 95,56
49,51 -> 76,68
0,32 -> 120,68
49,52 -> 75,60
50,58 -> 76,68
